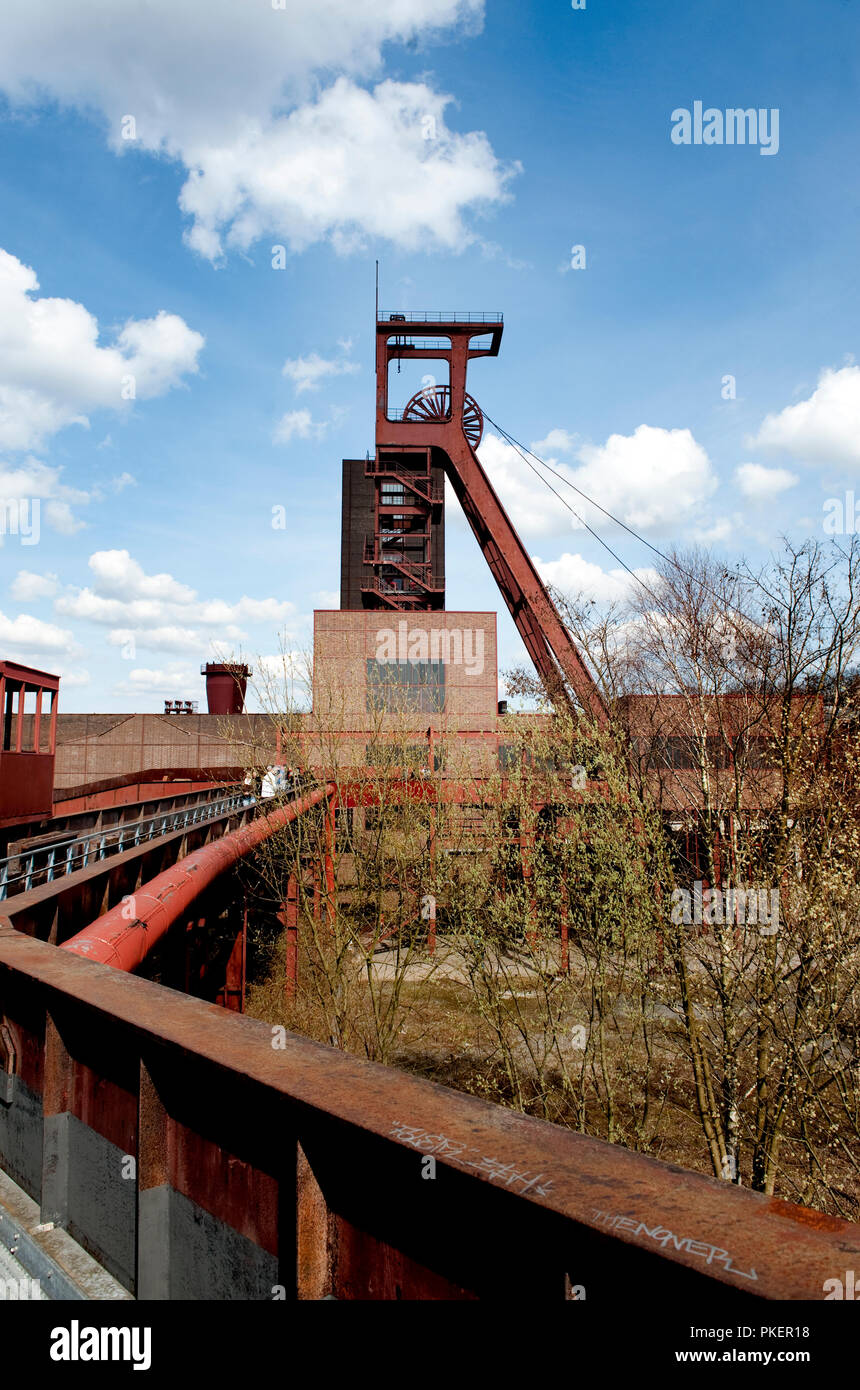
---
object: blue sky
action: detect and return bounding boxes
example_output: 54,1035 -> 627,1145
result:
0,0 -> 858,711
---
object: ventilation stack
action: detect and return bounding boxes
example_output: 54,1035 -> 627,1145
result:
202,663 -> 251,715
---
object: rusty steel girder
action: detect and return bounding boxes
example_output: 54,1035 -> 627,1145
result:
1,922 -> 858,1300
60,784 -> 334,972
374,313 -> 608,723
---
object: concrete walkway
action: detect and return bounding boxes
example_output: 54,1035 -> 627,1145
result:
0,1167 -> 131,1301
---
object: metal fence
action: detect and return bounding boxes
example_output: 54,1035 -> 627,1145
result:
0,792 -> 254,900
378,310 -> 503,324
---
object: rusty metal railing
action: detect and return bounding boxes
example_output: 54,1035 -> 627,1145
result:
0,922 -> 857,1300
3,796 -> 257,945
60,783 -> 332,971
379,311 -> 503,324
0,791 -> 253,901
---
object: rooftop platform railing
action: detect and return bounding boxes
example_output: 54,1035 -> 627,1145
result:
379,311 -> 503,324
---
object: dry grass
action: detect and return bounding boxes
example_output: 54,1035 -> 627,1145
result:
243,914 -> 860,1220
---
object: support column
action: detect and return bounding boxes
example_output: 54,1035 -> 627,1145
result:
281,872 -> 299,1002
136,1058 -> 170,1300
183,919 -> 196,995
324,796 -> 336,925
559,874 -> 569,975
296,1142 -> 331,1299
33,687 -> 42,754
40,1012 -> 73,1229
520,802 -> 537,948
427,726 -> 437,956
217,896 -> 247,1012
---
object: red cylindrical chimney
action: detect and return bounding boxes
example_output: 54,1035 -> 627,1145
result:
202,663 -> 251,715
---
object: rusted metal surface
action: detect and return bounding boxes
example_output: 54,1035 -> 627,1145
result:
0,1017 -> 18,1102
60,784 -> 334,971
0,663 -> 58,830
280,872 -> 299,1001
296,1141 -> 330,1299
373,314 -> 607,721
1,922 -> 858,1299
216,897 -> 247,1012
202,663 -> 251,716
39,780 -> 236,841
53,777 -> 230,816
4,798 -> 255,944
1,790 -> 250,903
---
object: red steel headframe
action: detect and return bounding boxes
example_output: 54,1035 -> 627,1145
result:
375,312 -> 608,726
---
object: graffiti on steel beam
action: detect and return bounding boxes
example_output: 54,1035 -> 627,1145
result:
389,1120 -> 553,1197
590,1208 -> 758,1282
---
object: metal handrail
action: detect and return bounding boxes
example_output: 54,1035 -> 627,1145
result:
386,408 -> 452,423
2,919 -> 856,1299
0,792 -> 255,900
384,338 -> 453,350
379,311 -> 503,324
361,577 -> 443,597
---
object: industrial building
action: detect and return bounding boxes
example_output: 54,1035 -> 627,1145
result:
0,307 -> 854,1303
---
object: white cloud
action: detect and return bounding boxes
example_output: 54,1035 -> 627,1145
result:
206,596 -> 296,624
53,552 -> 297,653
44,500 -> 85,535
87,471 -> 136,500
747,366 -> 860,466
282,351 -> 360,394
0,252 -> 203,453
56,667 -> 91,689
471,434 -> 573,537
180,79 -> 515,261
534,552 -> 658,604
114,665 -> 201,699
7,550 -> 304,703
251,650 -> 312,711
0,3 -> 514,263
0,1 -> 484,147
474,425 -> 717,539
530,428 -> 578,456
0,458 -> 90,534
273,409 -> 328,444
11,569 -> 59,601
574,426 -> 717,533
86,550 -> 196,603
0,609 -> 77,655
107,626 -> 209,656
55,591 -> 167,627
113,312 -> 203,397
734,463 -> 798,500
695,515 -> 737,545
